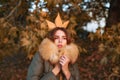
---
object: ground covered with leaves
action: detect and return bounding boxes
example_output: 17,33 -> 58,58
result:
0,45 -> 120,80
0,51 -> 31,80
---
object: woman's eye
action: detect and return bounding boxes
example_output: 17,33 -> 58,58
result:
54,36 -> 58,39
63,37 -> 67,39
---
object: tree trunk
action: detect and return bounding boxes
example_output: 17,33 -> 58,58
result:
106,0 -> 120,27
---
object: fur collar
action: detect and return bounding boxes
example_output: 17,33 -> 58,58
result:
39,38 -> 79,64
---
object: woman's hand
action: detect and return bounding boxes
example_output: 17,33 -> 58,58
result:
59,55 -> 71,80
52,63 -> 61,76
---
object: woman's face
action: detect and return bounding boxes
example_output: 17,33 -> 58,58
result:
54,30 -> 67,48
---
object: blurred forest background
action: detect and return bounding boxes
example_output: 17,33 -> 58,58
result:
0,0 -> 120,80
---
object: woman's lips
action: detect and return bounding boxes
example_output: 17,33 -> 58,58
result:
57,45 -> 63,48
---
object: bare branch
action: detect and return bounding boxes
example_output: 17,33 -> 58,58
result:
108,73 -> 120,80
5,0 -> 22,19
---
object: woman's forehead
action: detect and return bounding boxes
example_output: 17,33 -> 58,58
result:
55,30 -> 66,35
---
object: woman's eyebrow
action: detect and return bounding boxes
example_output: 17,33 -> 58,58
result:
63,36 -> 66,37
54,35 -> 58,37
62,36 -> 67,38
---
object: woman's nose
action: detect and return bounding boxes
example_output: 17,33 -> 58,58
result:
58,38 -> 62,43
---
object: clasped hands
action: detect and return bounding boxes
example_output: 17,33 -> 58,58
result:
52,55 -> 71,80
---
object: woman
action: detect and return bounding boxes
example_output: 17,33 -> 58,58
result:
27,27 -> 80,80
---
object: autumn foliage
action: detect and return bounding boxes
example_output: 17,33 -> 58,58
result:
0,0 -> 120,80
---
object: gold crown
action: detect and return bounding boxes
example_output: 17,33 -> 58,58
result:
46,13 -> 69,30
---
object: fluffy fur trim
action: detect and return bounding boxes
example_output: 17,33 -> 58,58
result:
39,38 -> 79,64
62,43 -> 79,64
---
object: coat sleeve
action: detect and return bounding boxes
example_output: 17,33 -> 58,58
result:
26,52 -> 57,80
69,62 -> 80,80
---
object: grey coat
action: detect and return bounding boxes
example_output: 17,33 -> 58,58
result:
27,52 -> 80,80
